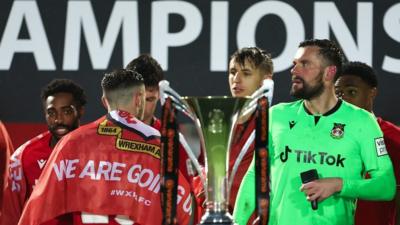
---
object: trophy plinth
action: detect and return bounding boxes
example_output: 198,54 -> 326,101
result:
199,210 -> 234,225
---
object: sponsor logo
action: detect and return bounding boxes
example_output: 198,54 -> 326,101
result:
279,146 -> 291,162
375,137 -> 388,156
289,121 -> 296,129
330,123 -> 345,139
37,159 -> 47,169
97,119 -> 160,159
98,126 -> 121,136
97,119 -> 121,136
116,138 -> 160,159
279,145 -> 346,167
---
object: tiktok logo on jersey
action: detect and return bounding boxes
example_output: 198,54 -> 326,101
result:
279,145 -> 346,167
280,146 -> 291,162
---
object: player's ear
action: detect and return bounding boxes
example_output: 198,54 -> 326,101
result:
370,87 -> 377,100
133,88 -> 142,106
78,106 -> 85,118
101,95 -> 109,110
325,66 -> 337,81
134,87 -> 145,109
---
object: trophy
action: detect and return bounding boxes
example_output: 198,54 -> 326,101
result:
159,80 -> 274,225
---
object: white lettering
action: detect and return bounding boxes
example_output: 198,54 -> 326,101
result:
127,164 -> 141,183
79,160 -> 126,181
63,1 -> 139,70
210,1 -> 229,71
126,164 -> 161,193
9,157 -> 22,192
237,1 -> 304,72
95,161 -> 112,180
382,3 -> 400,73
79,160 -> 96,179
138,168 -> 154,188
151,1 -> 202,70
182,193 -> 192,213
153,181 -> 161,193
177,185 -> 185,204
0,1 -> 55,70
148,174 -> 160,192
110,162 -> 125,181
53,159 -> 79,181
177,185 -> 192,213
314,2 -> 373,65
145,200 -> 151,206
138,196 -> 145,203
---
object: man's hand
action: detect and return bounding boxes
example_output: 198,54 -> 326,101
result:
300,178 -> 343,202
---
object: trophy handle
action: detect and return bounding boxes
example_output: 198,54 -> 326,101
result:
159,80 -> 196,121
227,130 -> 255,198
159,80 -> 208,193
228,78 -> 274,193
178,132 -> 207,189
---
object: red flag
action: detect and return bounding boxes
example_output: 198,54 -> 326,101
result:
19,112 -> 192,225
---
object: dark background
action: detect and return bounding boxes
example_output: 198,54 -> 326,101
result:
0,0 -> 399,145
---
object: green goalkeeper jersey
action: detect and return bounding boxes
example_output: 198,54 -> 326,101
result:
233,100 -> 395,225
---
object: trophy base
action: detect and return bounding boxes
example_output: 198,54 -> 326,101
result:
199,210 -> 236,225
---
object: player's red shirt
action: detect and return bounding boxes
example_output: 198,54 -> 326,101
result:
0,121 -> 14,219
228,115 -> 256,213
355,117 -> 400,225
18,110 -> 192,225
2,131 -> 53,225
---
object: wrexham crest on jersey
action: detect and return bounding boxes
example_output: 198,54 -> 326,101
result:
330,123 -> 345,139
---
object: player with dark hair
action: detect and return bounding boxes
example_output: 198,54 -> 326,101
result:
41,79 -> 87,109
2,79 -> 86,225
335,61 -> 377,110
234,39 -> 395,225
41,79 -> 87,146
18,69 -> 193,225
127,54 -> 202,222
229,47 -> 273,97
125,54 -> 163,127
126,54 -> 164,127
126,53 -> 201,178
335,61 -> 400,225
